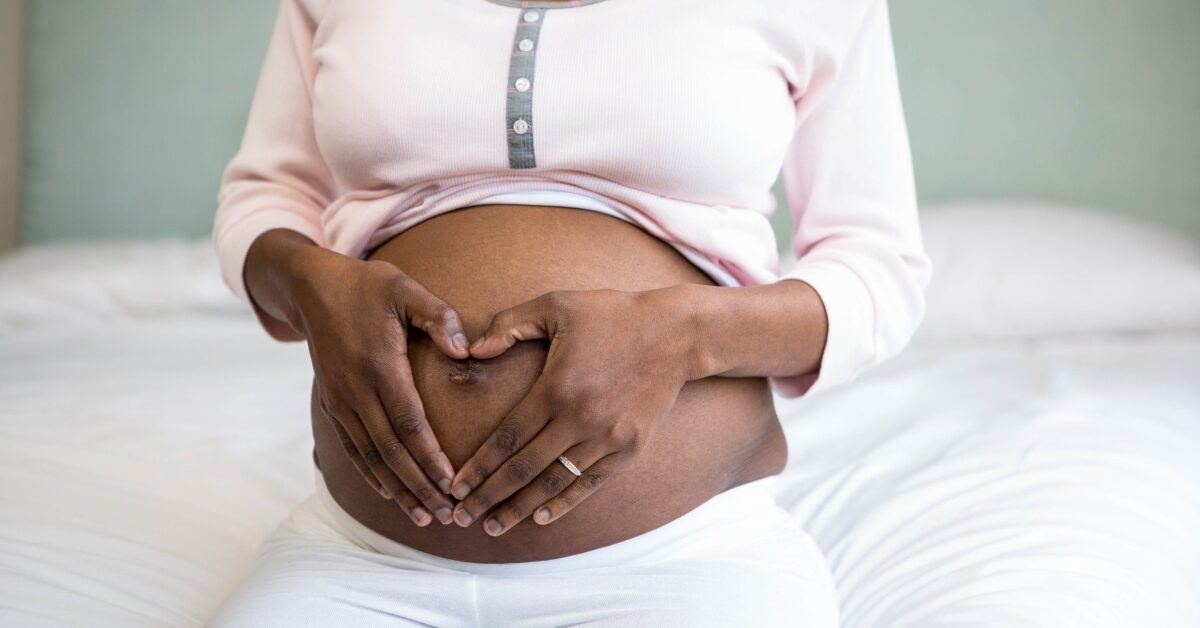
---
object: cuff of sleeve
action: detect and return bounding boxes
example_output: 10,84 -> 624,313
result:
769,258 -> 876,399
214,208 -> 325,341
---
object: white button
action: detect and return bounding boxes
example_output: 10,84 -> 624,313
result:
513,119 -> 530,134
518,38 -> 535,52
523,11 -> 539,22
514,77 -> 531,92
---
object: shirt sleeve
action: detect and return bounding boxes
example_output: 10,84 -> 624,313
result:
213,0 -> 336,341
771,0 -> 934,399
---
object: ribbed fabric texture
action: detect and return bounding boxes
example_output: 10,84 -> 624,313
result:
213,0 -> 932,399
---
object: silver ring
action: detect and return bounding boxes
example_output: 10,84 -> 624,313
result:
558,455 -> 582,477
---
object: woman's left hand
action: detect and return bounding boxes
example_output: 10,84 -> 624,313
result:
447,287 -> 700,536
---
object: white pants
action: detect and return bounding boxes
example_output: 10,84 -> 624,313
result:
208,470 -> 840,627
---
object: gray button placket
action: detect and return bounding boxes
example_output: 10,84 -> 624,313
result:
506,8 -> 546,169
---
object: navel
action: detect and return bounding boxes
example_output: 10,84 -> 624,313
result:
447,358 -> 485,385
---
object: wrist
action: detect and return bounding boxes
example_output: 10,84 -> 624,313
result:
638,283 -> 719,382
282,240 -> 357,329
245,229 -> 326,334
646,279 -> 828,382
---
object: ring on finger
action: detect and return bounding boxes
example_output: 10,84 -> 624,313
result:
531,446 -> 600,525
557,454 -> 582,477
480,445 -> 598,535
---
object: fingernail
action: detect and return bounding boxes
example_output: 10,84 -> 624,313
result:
484,518 -> 502,536
454,506 -> 473,527
451,482 -> 471,500
435,507 -> 453,525
438,478 -> 453,494
535,508 -> 551,524
470,335 -> 487,351
411,507 -> 431,526
378,485 -> 393,500
453,333 -> 469,352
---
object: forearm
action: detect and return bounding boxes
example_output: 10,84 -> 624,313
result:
661,280 -> 828,382
243,228 -> 324,341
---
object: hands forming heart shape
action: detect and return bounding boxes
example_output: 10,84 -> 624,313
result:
299,250 -> 694,534
448,287 -> 693,537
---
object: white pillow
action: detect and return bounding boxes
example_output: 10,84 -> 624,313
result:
0,238 -> 241,328
911,201 -> 1200,342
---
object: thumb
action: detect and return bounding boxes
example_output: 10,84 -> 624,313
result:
469,292 -> 561,359
395,275 -> 470,360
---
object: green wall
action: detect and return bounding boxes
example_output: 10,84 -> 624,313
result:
896,0 -> 1199,232
22,0 -> 277,242
22,1 -> 1200,246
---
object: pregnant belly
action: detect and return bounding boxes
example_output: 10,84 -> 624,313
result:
312,204 -> 787,563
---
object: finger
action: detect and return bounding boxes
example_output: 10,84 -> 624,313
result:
336,408 -> 434,527
468,292 -> 562,359
371,460 -> 435,527
358,396 -> 455,525
448,384 -> 552,503
534,452 -> 629,525
320,397 -> 391,500
391,485 -> 434,527
482,442 -> 605,536
353,442 -> 434,527
326,416 -> 386,497
452,420 -> 575,528
376,360 -> 456,495
395,275 -> 470,360
319,384 -> 431,527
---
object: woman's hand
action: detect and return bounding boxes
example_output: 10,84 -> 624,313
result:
249,231 -> 469,527
447,288 -> 701,535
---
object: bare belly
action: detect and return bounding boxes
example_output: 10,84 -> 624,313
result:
312,204 -> 787,562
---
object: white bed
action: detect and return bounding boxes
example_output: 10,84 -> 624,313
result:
1,203 -> 1198,627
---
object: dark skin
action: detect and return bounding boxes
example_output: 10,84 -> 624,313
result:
244,217 -> 828,532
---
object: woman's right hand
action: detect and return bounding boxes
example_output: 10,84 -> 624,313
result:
244,230 -> 467,527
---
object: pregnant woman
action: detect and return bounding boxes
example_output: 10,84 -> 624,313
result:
209,0 -> 931,625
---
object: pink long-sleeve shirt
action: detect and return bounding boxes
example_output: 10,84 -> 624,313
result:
214,0 -> 933,399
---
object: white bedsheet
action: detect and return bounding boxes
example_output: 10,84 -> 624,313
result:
1,240 -> 1198,627
774,335 -> 1200,627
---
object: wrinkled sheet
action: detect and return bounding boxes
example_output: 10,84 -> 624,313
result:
0,241 -> 1197,627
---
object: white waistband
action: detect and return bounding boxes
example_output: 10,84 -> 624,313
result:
313,469 -> 787,576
